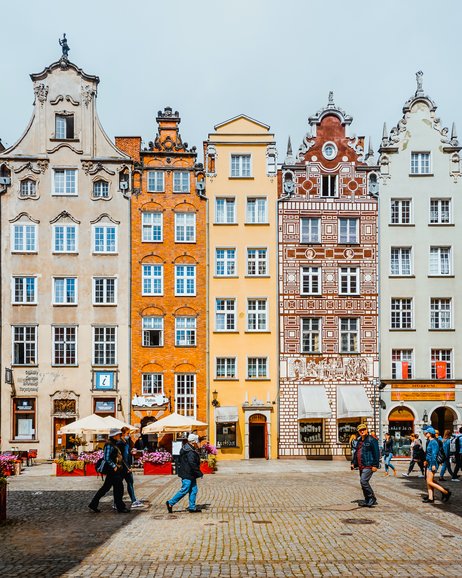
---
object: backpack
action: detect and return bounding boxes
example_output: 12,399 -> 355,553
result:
449,436 -> 457,455
414,445 -> 425,462
436,439 -> 446,465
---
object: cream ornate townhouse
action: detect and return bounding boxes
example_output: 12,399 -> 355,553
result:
0,43 -> 132,458
379,72 -> 462,454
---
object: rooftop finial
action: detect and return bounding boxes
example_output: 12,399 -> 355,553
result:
415,70 -> 424,96
59,33 -> 70,60
287,136 -> 293,156
285,136 -> 295,164
328,91 -> 334,107
451,122 -> 457,141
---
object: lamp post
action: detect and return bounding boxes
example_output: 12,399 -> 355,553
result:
211,390 -> 219,408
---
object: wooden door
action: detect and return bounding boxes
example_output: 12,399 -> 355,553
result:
53,417 -> 73,457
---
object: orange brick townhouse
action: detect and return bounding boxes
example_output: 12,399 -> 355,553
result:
116,108 -> 206,433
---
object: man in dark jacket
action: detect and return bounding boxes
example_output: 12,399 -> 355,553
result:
351,423 -> 380,507
166,433 -> 203,513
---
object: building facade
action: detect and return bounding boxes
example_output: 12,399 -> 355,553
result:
278,96 -> 379,458
379,73 -> 462,453
116,108 -> 207,432
0,50 -> 132,459
205,115 -> 278,459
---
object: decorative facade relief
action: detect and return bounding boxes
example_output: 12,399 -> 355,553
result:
33,83 -> 49,105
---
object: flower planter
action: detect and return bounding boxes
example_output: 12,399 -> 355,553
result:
56,464 -> 85,477
200,462 -> 215,475
0,483 -> 6,521
84,463 -> 98,476
143,462 -> 172,475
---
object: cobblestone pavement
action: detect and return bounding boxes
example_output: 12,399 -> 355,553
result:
1,462 -> 462,577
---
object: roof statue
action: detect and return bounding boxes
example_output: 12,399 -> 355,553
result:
415,70 -> 424,96
59,33 -> 70,60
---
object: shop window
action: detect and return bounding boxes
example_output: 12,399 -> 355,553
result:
216,422 -> 237,448
388,407 -> 414,456
299,420 -> 323,443
338,420 -> 361,444
13,398 -> 37,440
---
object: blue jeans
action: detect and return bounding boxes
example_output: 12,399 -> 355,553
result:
440,458 -> 454,478
123,471 -> 137,503
168,478 -> 198,510
384,453 -> 395,472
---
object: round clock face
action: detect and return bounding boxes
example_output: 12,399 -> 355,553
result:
322,142 -> 337,160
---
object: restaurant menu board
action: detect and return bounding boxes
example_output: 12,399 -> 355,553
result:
299,421 -> 323,444
338,421 -> 361,444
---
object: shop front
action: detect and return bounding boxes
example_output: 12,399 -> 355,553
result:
387,407 -> 414,456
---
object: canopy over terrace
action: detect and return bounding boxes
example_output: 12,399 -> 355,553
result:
142,412 -> 208,434
59,414 -> 139,434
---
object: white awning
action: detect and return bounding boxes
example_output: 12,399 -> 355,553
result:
298,386 -> 332,419
337,385 -> 373,419
215,406 -> 239,423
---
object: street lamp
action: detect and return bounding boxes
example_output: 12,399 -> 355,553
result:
211,390 -> 220,408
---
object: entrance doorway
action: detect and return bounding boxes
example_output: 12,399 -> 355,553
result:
388,407 -> 414,456
249,414 -> 267,459
431,406 -> 456,434
140,416 -> 157,451
53,417 -> 73,457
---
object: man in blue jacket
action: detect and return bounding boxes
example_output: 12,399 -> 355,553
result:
166,433 -> 203,513
351,423 -> 380,507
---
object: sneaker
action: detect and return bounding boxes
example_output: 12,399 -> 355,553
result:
442,489 -> 452,503
166,500 -> 173,514
418,474 -> 425,478
188,508 -> 202,513
401,473 -> 409,477
451,478 -> 460,482
112,503 -> 117,510
422,497 -> 434,503
131,500 -> 144,509
365,498 -> 378,507
88,503 -> 101,513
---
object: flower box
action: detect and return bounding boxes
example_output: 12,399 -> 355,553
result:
143,461 -> 172,475
200,462 -> 215,474
56,464 -> 85,477
84,463 -> 98,476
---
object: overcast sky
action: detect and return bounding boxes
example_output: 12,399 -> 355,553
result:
1,0 -> 461,161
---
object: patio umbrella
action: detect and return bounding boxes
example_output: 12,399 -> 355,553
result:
103,415 -> 139,432
58,413 -> 109,434
142,412 -> 207,434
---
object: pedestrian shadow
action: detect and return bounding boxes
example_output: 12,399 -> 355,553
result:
0,490 -> 142,577
398,475 -> 462,518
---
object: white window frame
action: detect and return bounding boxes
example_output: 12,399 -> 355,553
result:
430,298 -> 452,330
247,248 -> 268,276
410,152 -> 431,175
338,218 -> 359,244
230,154 -> 251,178
92,224 -> 118,254
215,298 -> 236,332
247,357 -> 268,379
147,171 -> 164,192
301,318 -> 321,354
339,267 -> 359,295
390,199 -> 412,224
339,318 -> 359,353
52,224 -> 78,254
215,357 -> 237,379
431,349 -> 452,379
247,299 -> 268,331
175,316 -> 197,347
53,168 -> 77,195
390,298 -> 413,330
52,326 -> 77,366
175,373 -> 196,417
300,218 -> 320,243
173,171 -> 190,193
92,277 -> 117,305
174,212 -> 196,243
53,277 -> 78,305
321,174 -> 337,197
246,197 -> 268,224
215,197 -> 236,224
142,373 -> 164,396
142,264 -> 163,296
12,276 -> 37,305
92,326 -> 117,366
142,316 -> 164,347
12,326 -> 37,366
215,248 -> 236,277
93,180 -> 109,199
390,247 -> 412,276
391,349 -> 414,379
142,212 -> 163,243
19,179 -> 37,198
429,247 -> 452,276
301,266 -> 321,295
174,264 -> 196,296
12,223 -> 37,253
430,198 -> 451,224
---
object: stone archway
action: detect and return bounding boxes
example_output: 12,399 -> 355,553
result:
430,406 -> 457,435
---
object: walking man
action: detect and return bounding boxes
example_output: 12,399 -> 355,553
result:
166,433 -> 203,513
351,423 -> 380,507
117,427 -> 144,509
88,429 -> 129,513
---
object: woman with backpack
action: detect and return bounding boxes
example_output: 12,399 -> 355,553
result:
382,432 -> 397,476
402,433 -> 425,477
422,426 -> 451,503
438,429 -> 455,481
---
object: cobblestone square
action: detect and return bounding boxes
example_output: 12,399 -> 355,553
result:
1,461 -> 461,577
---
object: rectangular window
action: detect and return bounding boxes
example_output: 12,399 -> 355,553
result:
430,199 -> 451,224
321,175 -> 337,197
301,318 -> 321,353
300,421 -> 324,444
93,277 -> 117,305
247,299 -> 268,331
175,317 -> 197,346
216,248 -> 236,276
53,224 -> 77,253
142,212 -> 163,242
247,357 -> 268,379
430,298 -> 452,329
93,326 -> 117,366
391,298 -> 413,329
300,218 -> 320,243
142,373 -> 163,396
142,264 -> 163,295
13,326 -> 37,365
390,199 -> 411,224
93,225 -> 117,254
216,357 -> 236,379
391,247 -> 412,276
55,114 -> 74,139
411,152 -> 431,174
429,247 -> 451,276
12,224 -> 37,253
216,299 -> 236,331
231,154 -> 251,177
340,318 -> 359,353
339,218 -> 358,244
175,374 -> 196,417
175,265 -> 196,296
13,398 -> 36,440
142,317 -> 163,347
301,267 -> 321,295
392,349 -> 413,379
339,267 -> 359,295
175,213 -> 196,243
53,277 -> 77,305
173,171 -> 190,193
247,248 -> 267,276
12,277 -> 37,304
53,326 -> 77,366
147,171 -> 164,192
246,198 -> 267,223
53,169 -> 77,195
431,349 -> 452,379
215,197 -> 236,223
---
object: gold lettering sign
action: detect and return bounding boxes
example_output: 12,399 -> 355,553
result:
392,383 -> 455,389
391,391 -> 455,402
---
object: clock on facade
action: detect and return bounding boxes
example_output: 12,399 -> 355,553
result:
322,142 -> 337,160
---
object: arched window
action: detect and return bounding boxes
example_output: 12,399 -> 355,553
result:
93,180 -> 109,198
20,179 -> 37,197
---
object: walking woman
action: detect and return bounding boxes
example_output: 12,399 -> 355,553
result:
382,432 -> 397,476
422,426 -> 451,503
438,429 -> 455,482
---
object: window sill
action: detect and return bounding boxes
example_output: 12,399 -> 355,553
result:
9,439 -> 39,443
244,331 -> 271,334
175,345 -> 197,348
92,252 -> 119,256
175,294 -> 197,298
51,194 -> 79,197
214,377 -> 239,381
141,345 -> 164,348
428,275 -> 454,278
12,303 -> 37,306
175,241 -> 197,244
213,223 -> 238,226
92,365 -> 118,368
301,351 -> 321,355
229,176 -> 254,180
173,191 -> 191,194
11,364 -> 38,368
300,242 -> 322,245
93,303 -> 117,307
245,275 -> 270,279
141,240 -> 163,244
11,252 -> 38,255
53,304 -> 78,307
388,224 -> 415,227
213,331 -> 239,334
409,173 -> 433,177
244,222 -> 270,226
245,378 -> 271,381
52,252 -> 79,256
339,352 -> 361,355
214,276 -> 239,279
146,191 -> 165,194
338,294 -> 361,297
428,328 -> 455,332
301,294 -> 322,297
338,243 -> 360,246
141,294 -> 164,297
389,275 -> 415,278
389,329 -> 416,332
50,138 -> 80,143
428,223 -> 454,227
51,364 -> 79,368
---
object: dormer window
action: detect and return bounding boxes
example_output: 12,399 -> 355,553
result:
55,114 -> 74,139
20,179 -> 37,198
93,180 -> 109,198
